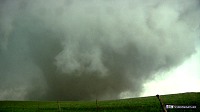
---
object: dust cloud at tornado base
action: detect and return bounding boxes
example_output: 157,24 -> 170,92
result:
0,0 -> 199,100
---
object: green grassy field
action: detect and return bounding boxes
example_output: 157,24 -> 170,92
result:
0,92 -> 199,112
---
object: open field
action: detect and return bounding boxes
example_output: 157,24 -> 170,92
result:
0,92 -> 199,112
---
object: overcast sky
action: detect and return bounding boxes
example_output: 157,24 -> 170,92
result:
141,46 -> 200,97
121,45 -> 200,98
0,0 -> 200,101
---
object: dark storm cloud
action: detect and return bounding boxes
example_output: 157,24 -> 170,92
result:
0,0 -> 199,100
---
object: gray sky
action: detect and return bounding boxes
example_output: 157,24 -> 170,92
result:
0,0 -> 200,101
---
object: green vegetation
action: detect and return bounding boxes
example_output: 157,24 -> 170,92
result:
0,92 -> 199,112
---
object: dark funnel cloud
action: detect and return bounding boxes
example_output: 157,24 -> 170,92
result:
0,0 -> 199,100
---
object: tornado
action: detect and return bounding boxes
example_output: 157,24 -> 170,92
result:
0,0 -> 199,101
